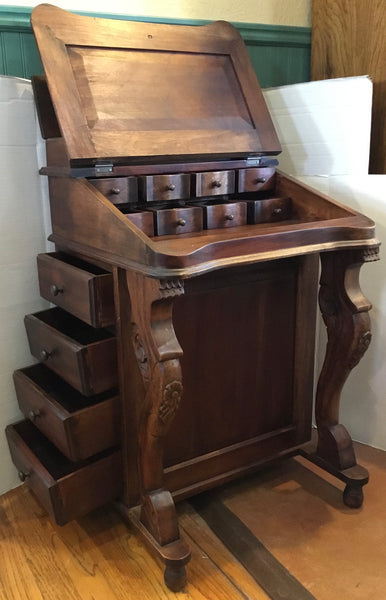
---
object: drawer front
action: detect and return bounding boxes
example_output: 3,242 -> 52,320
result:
37,252 -> 115,328
238,167 -> 276,193
195,170 -> 235,197
89,177 -> 138,204
24,308 -> 118,396
247,197 -> 292,224
202,202 -> 247,229
123,210 -> 155,237
141,174 -> 190,202
14,365 -> 120,461
6,420 -> 122,525
153,206 -> 203,236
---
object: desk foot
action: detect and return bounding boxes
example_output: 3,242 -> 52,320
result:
164,564 -> 187,592
343,484 -> 364,509
299,441 -> 368,508
115,502 -> 191,591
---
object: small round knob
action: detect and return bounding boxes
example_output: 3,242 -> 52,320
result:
255,177 -> 266,184
18,471 -> 30,482
110,187 -> 121,195
29,409 -> 41,421
40,349 -> 51,361
212,180 -> 222,188
177,219 -> 186,227
166,183 -> 176,191
50,284 -> 63,296
225,214 -> 234,221
272,207 -> 283,215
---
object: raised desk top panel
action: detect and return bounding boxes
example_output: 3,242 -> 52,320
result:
31,4 -> 280,165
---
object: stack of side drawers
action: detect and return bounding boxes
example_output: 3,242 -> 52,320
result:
6,252 -> 122,525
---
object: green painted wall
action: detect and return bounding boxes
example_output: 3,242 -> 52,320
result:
0,6 -> 311,88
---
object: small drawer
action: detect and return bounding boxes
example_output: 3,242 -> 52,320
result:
140,174 -> 190,202
195,170 -> 235,197
6,420 -> 122,525
14,364 -> 120,461
202,201 -> 247,229
37,252 -> 114,328
89,177 -> 138,204
121,209 -> 155,237
24,308 -> 118,397
238,167 -> 276,193
247,197 -> 292,224
152,206 -> 203,236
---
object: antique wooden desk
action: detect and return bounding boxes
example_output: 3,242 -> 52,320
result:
6,5 -> 379,590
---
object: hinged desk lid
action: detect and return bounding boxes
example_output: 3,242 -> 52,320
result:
31,4 -> 281,165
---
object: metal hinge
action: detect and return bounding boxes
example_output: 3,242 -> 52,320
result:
95,162 -> 114,174
246,157 -> 262,167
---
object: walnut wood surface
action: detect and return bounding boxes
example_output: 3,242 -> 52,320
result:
5,420 -> 122,525
311,0 -> 386,173
315,248 -> 375,471
31,4 -> 281,164
202,201 -> 247,229
37,252 -> 115,327
47,174 -> 377,279
14,365 -> 119,461
24,308 -> 118,396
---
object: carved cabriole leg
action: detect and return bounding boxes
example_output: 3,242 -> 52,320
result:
313,246 -> 379,506
125,270 -> 190,589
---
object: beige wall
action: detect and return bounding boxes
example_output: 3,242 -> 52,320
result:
8,0 -> 311,26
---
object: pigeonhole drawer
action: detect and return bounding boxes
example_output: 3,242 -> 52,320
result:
201,201 -> 247,229
238,167 -> 276,193
6,420 -> 122,525
14,364 -> 120,461
151,205 -> 203,236
37,252 -> 115,328
247,197 -> 292,224
121,209 -> 155,237
24,308 -> 118,397
140,173 -> 191,202
89,176 -> 138,204
195,170 -> 235,197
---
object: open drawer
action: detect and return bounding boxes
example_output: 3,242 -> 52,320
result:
24,307 -> 118,396
14,364 -> 120,461
37,252 -> 115,328
6,420 -> 122,525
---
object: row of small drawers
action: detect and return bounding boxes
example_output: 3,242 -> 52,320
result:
90,167 -> 275,204
123,197 -> 292,237
7,252 -> 121,524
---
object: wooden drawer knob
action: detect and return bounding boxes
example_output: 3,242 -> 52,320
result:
28,409 -> 41,421
177,219 -> 186,227
110,187 -> 121,195
225,214 -> 234,221
166,183 -> 176,191
50,284 -> 63,296
255,177 -> 266,183
40,349 -> 51,361
18,471 -> 30,482
212,180 -> 222,188
272,207 -> 283,215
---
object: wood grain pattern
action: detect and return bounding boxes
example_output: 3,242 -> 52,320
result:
0,484 -> 270,600
31,4 -> 281,163
311,0 -> 386,173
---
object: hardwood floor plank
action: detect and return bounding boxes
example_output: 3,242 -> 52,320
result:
179,503 -> 270,600
0,485 -> 267,599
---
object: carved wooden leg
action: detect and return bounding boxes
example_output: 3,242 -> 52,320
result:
122,270 -> 190,588
301,247 -> 379,507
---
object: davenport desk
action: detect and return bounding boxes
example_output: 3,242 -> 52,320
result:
6,5 -> 380,590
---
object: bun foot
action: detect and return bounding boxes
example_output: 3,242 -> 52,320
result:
343,484 -> 364,508
164,565 -> 187,592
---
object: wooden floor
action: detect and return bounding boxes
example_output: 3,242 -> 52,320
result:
0,442 -> 385,600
